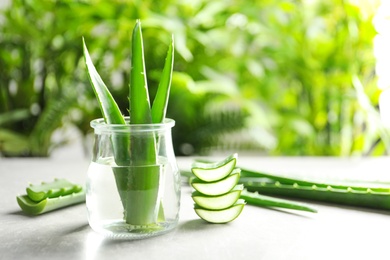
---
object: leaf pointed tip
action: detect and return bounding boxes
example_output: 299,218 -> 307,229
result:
82,37 -> 90,56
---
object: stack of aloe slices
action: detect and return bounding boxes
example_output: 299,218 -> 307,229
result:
187,153 -> 318,223
17,179 -> 86,215
190,154 -> 246,223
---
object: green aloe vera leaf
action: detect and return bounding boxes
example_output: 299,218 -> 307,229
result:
240,189 -> 317,213
129,20 -> 157,164
84,38 -> 134,223
118,165 -> 162,225
17,189 -> 86,215
192,185 -> 243,210
130,19 -> 153,126
240,167 -> 390,210
151,35 -> 174,124
26,178 -> 82,202
194,199 -> 246,224
125,20 -> 161,225
191,168 -> 241,196
82,38 -> 125,126
240,168 -> 390,190
191,153 -> 238,182
83,38 -> 129,166
241,177 -> 390,211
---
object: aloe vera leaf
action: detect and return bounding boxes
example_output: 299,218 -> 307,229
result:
26,178 -> 82,202
129,19 -> 157,164
192,185 -> 243,210
151,35 -> 174,124
240,167 -> 390,210
130,19 -> 153,126
122,20 -> 160,225
240,168 -> 390,190
84,37 -> 140,224
17,190 -> 86,215
191,153 -> 238,182
194,199 -> 246,224
190,168 -> 241,196
241,178 -> 390,211
83,38 -> 130,166
84,37 -> 137,224
240,189 -> 317,213
82,38 -> 125,126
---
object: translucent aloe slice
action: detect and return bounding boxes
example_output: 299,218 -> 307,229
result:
194,199 -> 246,223
192,185 -> 243,210
192,153 -> 237,182
191,168 -> 241,196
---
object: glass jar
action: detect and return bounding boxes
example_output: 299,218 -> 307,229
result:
86,118 -> 181,239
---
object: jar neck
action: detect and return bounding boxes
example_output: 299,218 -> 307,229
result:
91,117 -> 175,135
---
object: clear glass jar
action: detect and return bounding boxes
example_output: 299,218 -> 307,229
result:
86,118 -> 181,239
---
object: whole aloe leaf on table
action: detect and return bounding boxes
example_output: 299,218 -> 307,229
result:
83,20 -> 174,225
240,168 -> 390,211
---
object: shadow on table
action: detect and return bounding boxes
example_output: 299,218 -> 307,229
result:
177,219 -> 215,231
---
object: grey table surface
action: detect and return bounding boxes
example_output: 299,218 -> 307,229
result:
1,155 -> 390,260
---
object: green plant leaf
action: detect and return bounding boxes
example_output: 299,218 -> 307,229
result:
82,37 -> 125,125
240,189 -> 317,213
152,35 -> 174,123
0,109 -> 30,126
129,20 -> 157,165
17,191 -> 86,215
83,37 -> 129,165
130,19 -> 153,125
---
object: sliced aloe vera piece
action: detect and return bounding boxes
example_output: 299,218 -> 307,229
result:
26,178 -> 83,202
192,153 -> 237,182
192,185 -> 243,210
191,168 -> 241,196
17,189 -> 86,215
194,199 -> 246,223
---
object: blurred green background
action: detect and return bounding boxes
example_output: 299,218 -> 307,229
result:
0,0 -> 388,157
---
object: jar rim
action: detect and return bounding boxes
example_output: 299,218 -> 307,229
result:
90,117 -> 175,133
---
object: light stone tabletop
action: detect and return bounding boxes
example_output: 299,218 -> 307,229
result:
1,156 -> 390,260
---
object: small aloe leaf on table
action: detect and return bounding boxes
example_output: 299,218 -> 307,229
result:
17,179 -> 86,215
83,20 -> 174,225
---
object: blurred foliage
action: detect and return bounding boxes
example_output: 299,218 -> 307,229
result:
0,0 -> 387,157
